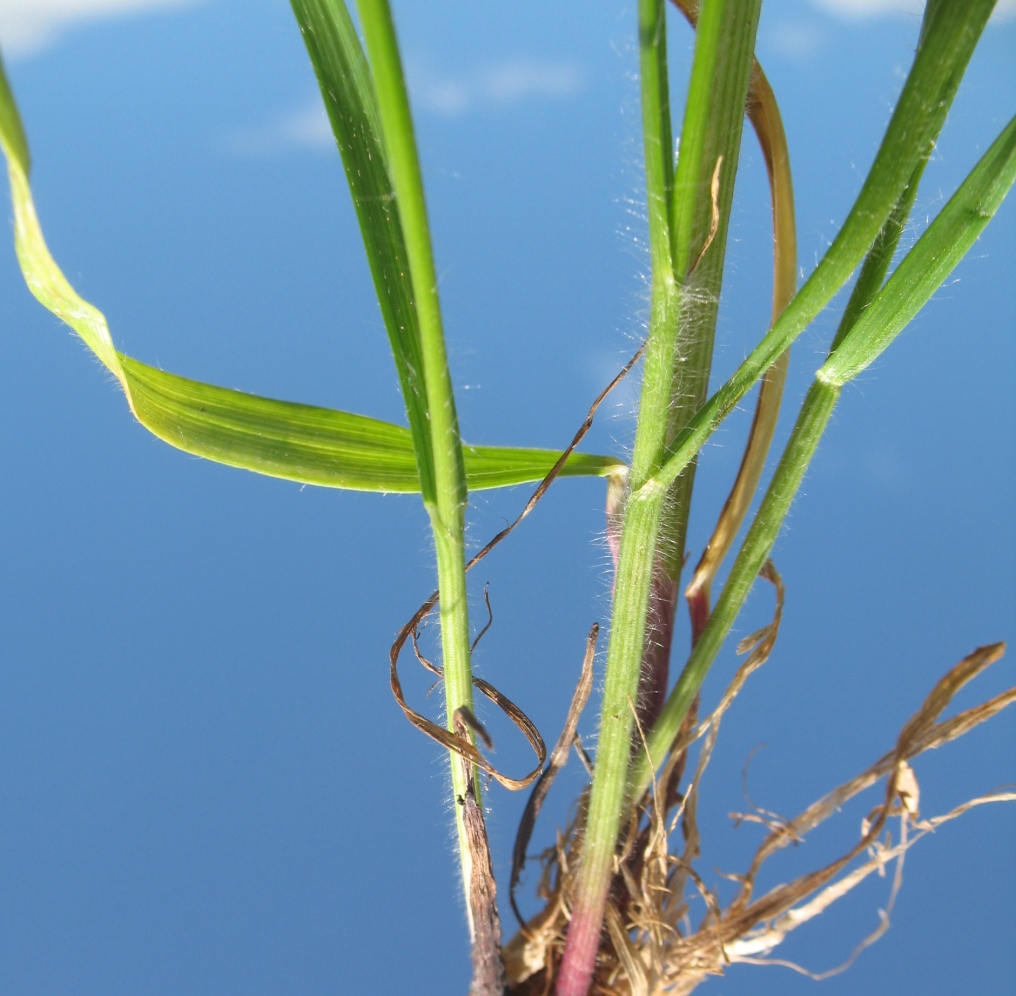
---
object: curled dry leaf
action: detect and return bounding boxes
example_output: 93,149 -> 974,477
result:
510,624 -> 598,926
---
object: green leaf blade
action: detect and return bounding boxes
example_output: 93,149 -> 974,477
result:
290,0 -> 436,502
0,55 -> 29,172
122,354 -> 624,492
461,445 -> 624,492
121,355 -> 421,491
821,112 -> 1016,387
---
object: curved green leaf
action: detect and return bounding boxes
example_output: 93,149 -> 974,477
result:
0,55 -> 623,494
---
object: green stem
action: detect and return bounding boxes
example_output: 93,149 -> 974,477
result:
564,12 -> 994,981
685,44 -> 798,614
355,0 -> 476,901
556,2 -> 680,986
558,2 -> 761,991
557,485 -> 667,996
631,377 -> 839,798
630,0 -> 680,732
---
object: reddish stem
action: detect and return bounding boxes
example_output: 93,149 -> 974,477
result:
555,898 -> 602,996
555,490 -> 683,996
606,484 -> 679,734
686,584 -> 711,647
636,566 -> 679,734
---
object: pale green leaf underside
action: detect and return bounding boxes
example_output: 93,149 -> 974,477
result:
0,57 -> 623,493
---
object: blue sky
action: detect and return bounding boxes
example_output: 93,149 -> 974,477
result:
1,2 -> 1013,994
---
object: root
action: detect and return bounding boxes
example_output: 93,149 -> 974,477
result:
504,637 -> 1014,995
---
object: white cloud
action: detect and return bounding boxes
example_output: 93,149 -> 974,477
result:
0,0 -> 203,57
221,59 -> 587,156
221,100 -> 334,157
808,0 -> 1015,21
808,0 -> 923,15
409,60 -> 584,118
767,21 -> 825,58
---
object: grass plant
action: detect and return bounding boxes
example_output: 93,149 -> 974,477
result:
1,1 -> 1013,993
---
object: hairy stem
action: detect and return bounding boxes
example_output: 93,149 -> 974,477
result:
356,0 -> 477,916
557,2 -> 761,991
